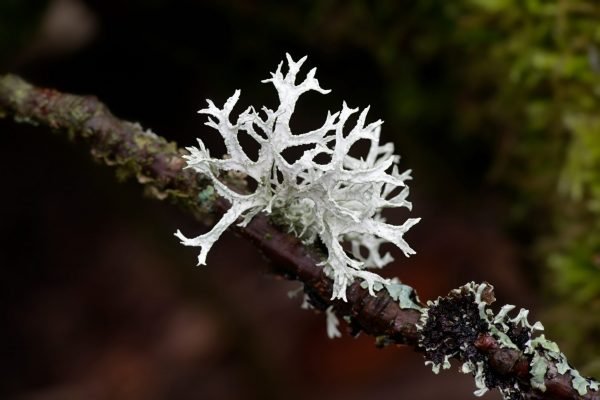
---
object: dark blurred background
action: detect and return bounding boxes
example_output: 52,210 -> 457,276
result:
1,1 -> 599,399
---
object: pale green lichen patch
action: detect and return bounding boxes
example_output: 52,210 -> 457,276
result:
530,352 -> 549,391
523,326 -> 599,396
571,369 -> 590,396
528,334 -> 560,353
385,278 -> 423,311
359,278 -> 422,311
556,358 -> 570,375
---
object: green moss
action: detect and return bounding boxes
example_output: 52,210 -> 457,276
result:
0,75 -> 31,107
67,102 -> 93,124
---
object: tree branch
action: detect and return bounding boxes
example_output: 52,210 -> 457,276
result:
1,74 -> 597,400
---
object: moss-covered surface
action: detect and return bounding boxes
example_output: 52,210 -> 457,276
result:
0,74 -> 217,221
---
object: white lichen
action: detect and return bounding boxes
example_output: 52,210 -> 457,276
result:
325,305 -> 342,339
473,361 -> 489,397
175,54 -> 419,301
425,355 -> 452,375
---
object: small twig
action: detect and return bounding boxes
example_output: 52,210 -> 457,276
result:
1,74 -> 597,400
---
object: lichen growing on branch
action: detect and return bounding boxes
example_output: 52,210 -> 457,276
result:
1,72 -> 599,400
175,54 -> 420,301
418,282 -> 599,399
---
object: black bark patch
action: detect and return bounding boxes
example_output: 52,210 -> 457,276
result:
420,292 -> 487,366
419,288 -> 527,400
